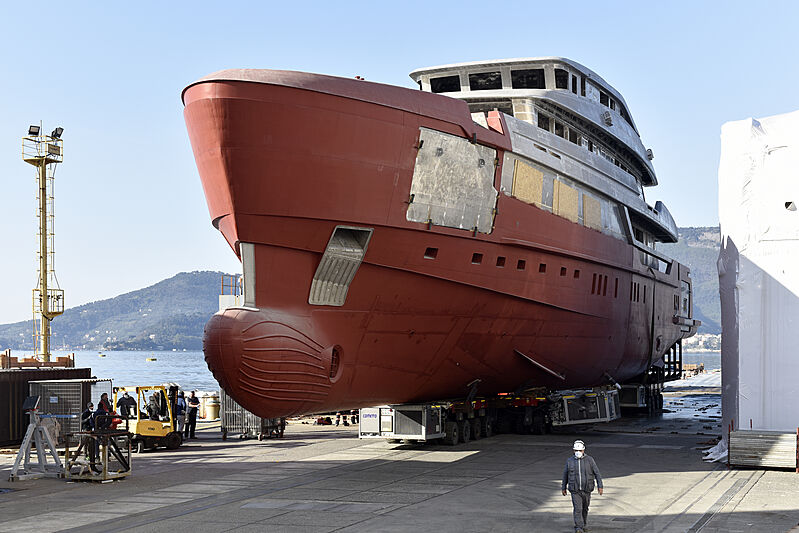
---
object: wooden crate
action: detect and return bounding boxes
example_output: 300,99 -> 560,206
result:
729,429 -> 798,471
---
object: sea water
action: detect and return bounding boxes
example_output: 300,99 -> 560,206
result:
51,350 -> 217,392
683,351 -> 720,372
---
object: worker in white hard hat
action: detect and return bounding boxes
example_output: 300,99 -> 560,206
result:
561,439 -> 603,533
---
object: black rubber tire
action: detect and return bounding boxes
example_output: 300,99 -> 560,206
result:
470,419 -> 481,440
221,430 -> 227,441
495,415 -> 513,434
458,420 -> 471,444
646,392 -> 655,417
136,440 -> 145,454
531,412 -> 546,435
443,421 -> 459,446
480,416 -> 493,438
165,432 -> 182,450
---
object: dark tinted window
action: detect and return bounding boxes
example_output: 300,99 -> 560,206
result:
538,114 -> 550,131
619,105 -> 632,125
469,71 -> 502,90
555,68 -> 569,89
511,68 -> 545,89
430,75 -> 461,93
554,121 -> 565,138
568,129 -> 579,144
571,75 -> 577,94
600,91 -> 610,106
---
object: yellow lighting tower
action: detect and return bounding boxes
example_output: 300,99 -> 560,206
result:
22,124 -> 65,363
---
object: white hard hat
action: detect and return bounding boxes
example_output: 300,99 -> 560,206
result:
573,440 -> 585,451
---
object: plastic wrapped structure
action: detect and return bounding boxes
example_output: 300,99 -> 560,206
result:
718,109 -> 799,437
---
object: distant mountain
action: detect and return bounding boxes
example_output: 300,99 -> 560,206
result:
660,227 -> 721,334
0,271 -> 229,351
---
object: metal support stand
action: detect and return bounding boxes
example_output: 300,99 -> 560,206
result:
64,417 -> 131,481
9,410 -> 64,481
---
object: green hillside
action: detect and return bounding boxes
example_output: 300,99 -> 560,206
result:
660,227 -> 721,334
0,271 -> 228,351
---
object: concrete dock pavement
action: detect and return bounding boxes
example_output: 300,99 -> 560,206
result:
1,387 -> 798,532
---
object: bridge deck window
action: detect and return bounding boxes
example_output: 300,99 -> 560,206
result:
511,68 -> 545,89
555,68 -> 569,89
538,114 -> 551,132
469,71 -> 502,91
430,75 -> 461,93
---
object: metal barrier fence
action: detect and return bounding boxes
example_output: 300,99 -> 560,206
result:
28,379 -> 112,444
219,389 -> 284,440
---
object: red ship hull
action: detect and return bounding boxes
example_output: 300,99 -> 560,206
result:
183,70 -> 694,418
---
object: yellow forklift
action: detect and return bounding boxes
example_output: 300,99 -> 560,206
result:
113,386 -> 182,453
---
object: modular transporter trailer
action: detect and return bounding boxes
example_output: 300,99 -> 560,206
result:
359,387 -> 620,445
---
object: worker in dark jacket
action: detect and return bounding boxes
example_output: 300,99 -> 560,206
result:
185,391 -> 200,439
562,440 -> 603,533
81,402 -> 95,431
116,391 -> 137,419
94,401 -> 112,430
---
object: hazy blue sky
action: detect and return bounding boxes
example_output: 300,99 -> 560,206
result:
1,1 -> 797,324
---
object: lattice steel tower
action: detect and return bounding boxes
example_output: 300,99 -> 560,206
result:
22,124 -> 65,362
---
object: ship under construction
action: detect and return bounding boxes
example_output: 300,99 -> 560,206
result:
183,57 -> 698,429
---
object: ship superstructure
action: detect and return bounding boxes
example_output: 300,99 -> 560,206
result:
410,58 -> 676,253
183,57 -> 697,419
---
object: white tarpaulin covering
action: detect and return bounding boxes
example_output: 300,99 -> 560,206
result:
718,109 -> 799,438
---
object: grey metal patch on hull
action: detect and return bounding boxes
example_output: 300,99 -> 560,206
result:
309,226 -> 373,306
406,127 -> 498,234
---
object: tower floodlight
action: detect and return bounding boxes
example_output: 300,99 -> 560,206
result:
22,123 -> 65,363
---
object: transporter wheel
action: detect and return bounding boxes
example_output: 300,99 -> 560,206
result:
165,432 -> 182,450
458,420 -> 471,444
470,419 -> 481,441
480,416 -> 493,438
531,412 -> 546,435
514,415 -> 527,434
495,414 -> 513,434
443,421 -> 459,446
646,391 -> 655,416
134,440 -> 144,454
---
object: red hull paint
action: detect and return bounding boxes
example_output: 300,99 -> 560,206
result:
184,70 -> 694,418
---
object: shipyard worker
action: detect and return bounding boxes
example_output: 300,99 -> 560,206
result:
147,395 -> 160,421
94,401 -> 112,430
80,402 -> 97,465
185,391 -> 200,439
99,392 -> 113,413
561,440 -> 603,533
175,391 -> 187,434
81,402 -> 95,431
116,391 -> 137,419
